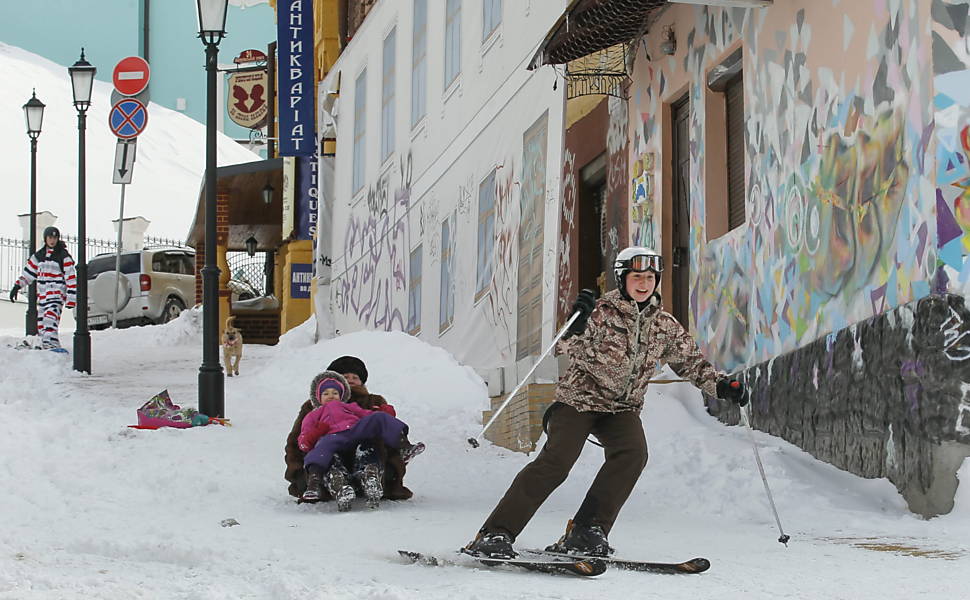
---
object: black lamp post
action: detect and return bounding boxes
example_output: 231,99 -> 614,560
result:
22,90 -> 45,337
197,0 -> 229,418
69,49 -> 95,374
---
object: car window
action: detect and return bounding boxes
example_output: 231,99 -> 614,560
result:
88,253 -> 141,279
179,255 -> 195,275
151,252 -> 183,274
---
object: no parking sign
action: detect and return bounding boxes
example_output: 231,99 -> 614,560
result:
109,99 -> 148,139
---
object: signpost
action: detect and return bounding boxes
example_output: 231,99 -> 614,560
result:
108,57 -> 150,328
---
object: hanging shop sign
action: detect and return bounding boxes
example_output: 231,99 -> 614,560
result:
228,70 -> 268,129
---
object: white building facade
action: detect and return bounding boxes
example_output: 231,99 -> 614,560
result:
317,0 -> 569,386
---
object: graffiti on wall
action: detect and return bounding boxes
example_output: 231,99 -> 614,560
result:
482,162 -> 518,360
336,152 -> 412,331
557,148 -> 579,326
631,2 -> 935,370
630,152 -> 657,248
602,95 -> 629,290
933,0 -> 970,295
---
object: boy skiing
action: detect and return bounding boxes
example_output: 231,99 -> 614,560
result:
8,226 -> 77,350
465,246 -> 747,559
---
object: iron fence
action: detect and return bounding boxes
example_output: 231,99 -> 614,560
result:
226,251 -> 269,298
1,234 -> 185,300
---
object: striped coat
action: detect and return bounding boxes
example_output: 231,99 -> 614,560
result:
15,242 -> 77,309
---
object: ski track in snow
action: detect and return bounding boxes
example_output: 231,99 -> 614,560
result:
0,306 -> 968,599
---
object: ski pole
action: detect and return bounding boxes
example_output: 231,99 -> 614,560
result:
468,311 -> 580,448
739,401 -> 790,546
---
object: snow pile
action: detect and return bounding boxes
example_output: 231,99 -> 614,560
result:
0,317 -> 967,598
0,42 -> 261,240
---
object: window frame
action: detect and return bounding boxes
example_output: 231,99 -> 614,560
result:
407,244 -> 422,335
352,67 -> 368,195
444,0 -> 462,90
482,0 -> 501,42
439,213 -> 456,333
411,0 -> 428,127
381,27 -> 397,163
475,169 -> 497,301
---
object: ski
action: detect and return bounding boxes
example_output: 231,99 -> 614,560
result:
398,549 -> 607,577
520,549 -> 710,574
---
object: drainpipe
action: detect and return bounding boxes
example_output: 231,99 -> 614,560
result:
141,0 -> 150,62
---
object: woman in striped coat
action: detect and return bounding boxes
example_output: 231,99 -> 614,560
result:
9,226 -> 77,349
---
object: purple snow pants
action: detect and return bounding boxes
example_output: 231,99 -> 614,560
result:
303,412 -> 407,471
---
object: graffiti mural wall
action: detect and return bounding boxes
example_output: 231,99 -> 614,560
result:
326,69 -> 565,369
933,0 -> 970,295
630,1 -> 936,371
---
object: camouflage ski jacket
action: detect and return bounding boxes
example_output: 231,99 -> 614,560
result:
555,289 -> 723,413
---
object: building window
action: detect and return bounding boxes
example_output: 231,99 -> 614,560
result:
352,68 -> 367,194
411,0 -> 427,126
725,73 -> 745,230
476,169 -> 496,300
382,27 -> 396,162
482,0 -> 501,40
444,0 -> 461,88
439,213 -> 455,332
408,244 -> 422,335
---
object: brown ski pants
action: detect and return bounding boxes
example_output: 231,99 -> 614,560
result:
481,402 -> 648,540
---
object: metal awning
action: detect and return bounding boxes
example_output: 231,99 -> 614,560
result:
528,0 -> 667,70
185,158 -> 283,251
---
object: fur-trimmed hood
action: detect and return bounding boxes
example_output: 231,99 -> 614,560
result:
308,371 -> 350,407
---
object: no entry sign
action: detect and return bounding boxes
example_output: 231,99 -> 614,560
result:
109,99 -> 149,139
112,56 -> 151,97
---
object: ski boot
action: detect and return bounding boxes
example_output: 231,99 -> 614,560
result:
545,520 -> 615,557
398,432 -> 426,464
464,529 -> 516,560
300,466 -> 324,503
360,463 -> 383,509
324,464 -> 356,512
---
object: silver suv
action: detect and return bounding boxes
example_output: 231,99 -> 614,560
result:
86,247 -> 196,329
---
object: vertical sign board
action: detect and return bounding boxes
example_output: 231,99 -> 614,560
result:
277,0 -> 315,156
290,263 -> 312,298
316,154 -> 335,285
294,140 -> 318,241
281,157 -> 296,238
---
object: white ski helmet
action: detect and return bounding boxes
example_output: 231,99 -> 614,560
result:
613,246 -> 663,292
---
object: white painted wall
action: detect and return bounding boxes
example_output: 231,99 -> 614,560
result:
317,0 -> 568,379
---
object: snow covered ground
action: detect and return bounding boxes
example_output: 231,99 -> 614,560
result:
0,303 -> 967,599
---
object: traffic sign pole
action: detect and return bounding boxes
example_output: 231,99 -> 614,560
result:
112,182 -> 126,329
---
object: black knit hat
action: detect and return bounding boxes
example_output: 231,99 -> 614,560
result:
326,355 -> 368,384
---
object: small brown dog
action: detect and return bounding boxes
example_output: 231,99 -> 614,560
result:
222,316 -> 243,376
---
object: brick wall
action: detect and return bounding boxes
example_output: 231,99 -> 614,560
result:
232,311 -> 281,345
482,383 -> 557,452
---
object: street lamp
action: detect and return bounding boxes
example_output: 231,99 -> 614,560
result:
69,49 -> 96,374
22,89 -> 45,337
262,183 -> 274,205
245,234 -> 258,257
197,0 -> 229,418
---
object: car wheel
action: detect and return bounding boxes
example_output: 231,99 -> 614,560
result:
161,297 -> 185,324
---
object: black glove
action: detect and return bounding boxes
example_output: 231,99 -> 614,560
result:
565,289 -> 597,338
716,378 -> 747,406
8,284 -> 20,303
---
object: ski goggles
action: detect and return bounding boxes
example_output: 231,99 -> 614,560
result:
624,254 -> 664,273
